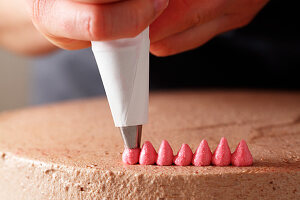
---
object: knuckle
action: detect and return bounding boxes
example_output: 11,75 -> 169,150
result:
190,12 -> 205,26
189,10 -> 216,28
87,3 -> 148,40
187,0 -> 225,27
85,7 -> 111,40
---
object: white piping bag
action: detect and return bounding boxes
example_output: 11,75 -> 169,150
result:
91,28 -> 149,149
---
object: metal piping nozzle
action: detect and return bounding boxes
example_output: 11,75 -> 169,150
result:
119,125 -> 142,149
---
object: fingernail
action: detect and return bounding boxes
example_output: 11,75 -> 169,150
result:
154,0 -> 169,13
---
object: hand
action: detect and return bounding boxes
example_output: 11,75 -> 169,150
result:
149,0 -> 269,56
25,0 -> 169,50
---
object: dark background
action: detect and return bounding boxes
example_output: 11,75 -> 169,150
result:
150,0 -> 300,90
29,0 -> 300,106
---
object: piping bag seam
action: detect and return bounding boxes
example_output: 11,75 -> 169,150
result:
123,42 -> 141,125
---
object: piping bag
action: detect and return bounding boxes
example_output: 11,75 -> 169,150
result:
91,27 -> 149,149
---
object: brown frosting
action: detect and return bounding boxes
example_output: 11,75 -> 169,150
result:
0,91 -> 299,199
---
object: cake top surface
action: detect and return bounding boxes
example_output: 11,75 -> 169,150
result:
0,91 -> 300,176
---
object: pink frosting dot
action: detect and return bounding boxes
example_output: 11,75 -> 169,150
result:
173,144 -> 193,166
139,141 -> 157,165
231,140 -> 253,166
122,148 -> 140,165
212,137 -> 231,166
156,140 -> 173,166
192,139 -> 212,166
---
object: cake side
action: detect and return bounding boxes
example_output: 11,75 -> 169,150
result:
0,152 -> 299,199
0,91 -> 300,199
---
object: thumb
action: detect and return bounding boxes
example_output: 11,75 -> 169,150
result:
29,0 -> 169,42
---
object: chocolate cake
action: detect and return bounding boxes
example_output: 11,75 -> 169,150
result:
0,91 -> 299,199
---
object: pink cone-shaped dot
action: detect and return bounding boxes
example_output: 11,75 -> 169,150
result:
192,139 -> 212,166
139,141 -> 157,165
156,140 -> 174,166
212,137 -> 231,166
122,148 -> 140,165
173,144 -> 193,166
231,140 -> 253,166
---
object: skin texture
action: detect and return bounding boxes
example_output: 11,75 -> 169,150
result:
212,137 -> 231,166
24,0 -> 169,50
192,139 -> 212,166
150,0 -> 270,56
231,140 -> 253,166
173,144 -> 193,166
0,0 -> 56,55
0,0 -> 268,55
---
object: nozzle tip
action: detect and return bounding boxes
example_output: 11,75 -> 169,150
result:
119,125 -> 142,149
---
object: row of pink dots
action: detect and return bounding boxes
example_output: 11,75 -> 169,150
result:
122,137 -> 253,167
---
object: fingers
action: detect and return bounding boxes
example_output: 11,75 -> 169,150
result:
73,0 -> 123,4
29,0 -> 169,45
150,0 -> 226,43
150,0 -> 270,56
150,16 -> 230,56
